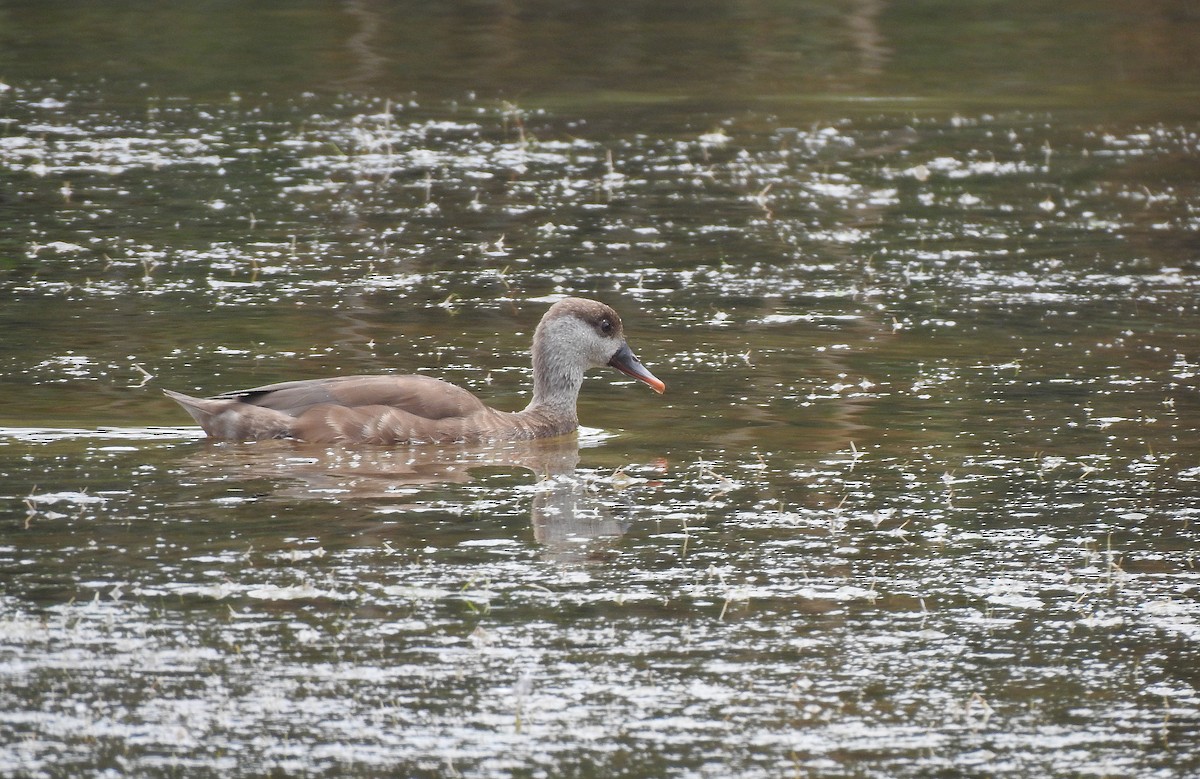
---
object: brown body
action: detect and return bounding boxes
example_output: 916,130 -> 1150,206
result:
164,298 -> 665,444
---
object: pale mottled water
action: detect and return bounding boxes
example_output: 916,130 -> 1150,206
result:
2,2 -> 1200,777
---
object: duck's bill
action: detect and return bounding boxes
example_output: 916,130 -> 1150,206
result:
608,343 -> 666,394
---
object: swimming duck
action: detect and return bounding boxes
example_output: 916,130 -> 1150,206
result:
164,297 -> 665,444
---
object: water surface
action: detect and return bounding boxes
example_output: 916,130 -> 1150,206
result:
2,2 -> 1200,777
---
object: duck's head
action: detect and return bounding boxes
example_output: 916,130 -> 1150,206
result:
534,297 -> 666,395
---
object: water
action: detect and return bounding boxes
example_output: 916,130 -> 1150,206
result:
2,2 -> 1200,777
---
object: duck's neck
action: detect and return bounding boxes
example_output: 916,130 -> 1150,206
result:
523,332 -> 585,422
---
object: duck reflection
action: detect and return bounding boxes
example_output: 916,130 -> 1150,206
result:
177,434 -> 635,551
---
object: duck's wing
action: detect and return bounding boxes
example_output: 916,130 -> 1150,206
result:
166,375 -> 507,443
216,374 -> 491,420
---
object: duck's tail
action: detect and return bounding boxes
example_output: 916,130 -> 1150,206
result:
163,389 -> 294,441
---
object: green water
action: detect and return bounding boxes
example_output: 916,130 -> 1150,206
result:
2,2 -> 1200,777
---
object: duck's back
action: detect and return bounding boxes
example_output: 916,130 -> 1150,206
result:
223,375 -> 489,420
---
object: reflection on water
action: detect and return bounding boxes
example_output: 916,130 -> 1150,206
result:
2,1 -> 1200,777
1,0 -> 1197,108
176,433 -> 638,556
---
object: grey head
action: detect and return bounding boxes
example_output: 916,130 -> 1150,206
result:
526,297 -> 665,414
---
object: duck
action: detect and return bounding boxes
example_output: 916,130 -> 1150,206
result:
163,297 -> 665,444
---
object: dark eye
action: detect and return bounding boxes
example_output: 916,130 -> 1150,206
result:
599,318 -> 614,335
